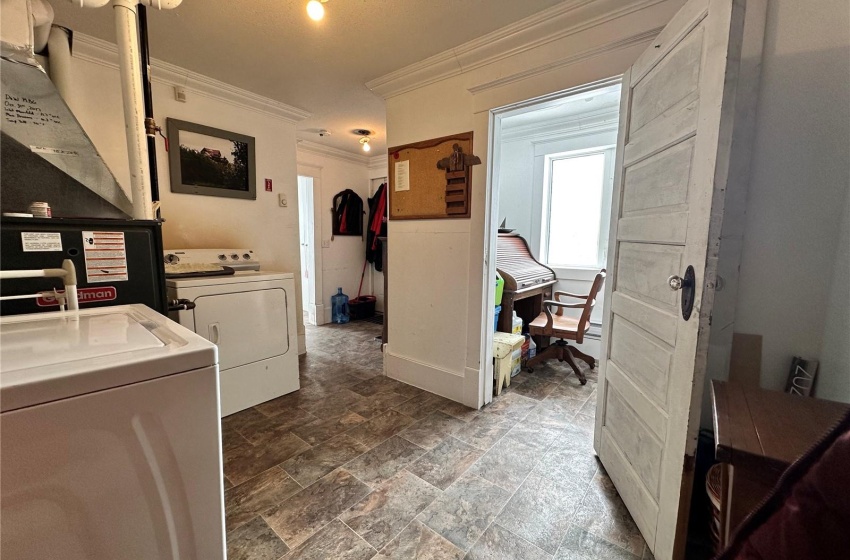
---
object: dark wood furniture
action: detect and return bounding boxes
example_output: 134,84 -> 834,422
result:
525,269 -> 605,385
495,234 -> 556,337
711,380 -> 849,545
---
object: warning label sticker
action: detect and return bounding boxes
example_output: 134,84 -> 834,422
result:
82,231 -> 128,283
22,232 -> 62,252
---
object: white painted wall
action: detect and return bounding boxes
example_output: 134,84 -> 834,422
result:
382,0 -> 685,407
59,41 -> 308,353
295,148 -> 372,324
815,190 -> 850,402
733,0 -> 850,399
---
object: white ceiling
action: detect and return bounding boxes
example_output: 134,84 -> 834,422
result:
501,84 -> 622,131
48,0 -> 566,155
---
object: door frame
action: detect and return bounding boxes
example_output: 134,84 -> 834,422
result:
480,76 -> 624,406
296,165 -> 326,325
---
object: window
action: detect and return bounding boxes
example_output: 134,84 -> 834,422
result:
542,147 -> 615,269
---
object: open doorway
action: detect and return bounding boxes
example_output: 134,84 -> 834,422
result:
297,174 -> 322,326
483,78 -> 622,402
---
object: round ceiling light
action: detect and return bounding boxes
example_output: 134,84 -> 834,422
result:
360,137 -> 371,152
306,0 -> 326,21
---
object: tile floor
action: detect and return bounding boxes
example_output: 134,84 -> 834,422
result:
222,319 -> 653,560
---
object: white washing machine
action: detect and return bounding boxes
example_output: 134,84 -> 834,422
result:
164,249 -> 299,416
0,304 -> 224,560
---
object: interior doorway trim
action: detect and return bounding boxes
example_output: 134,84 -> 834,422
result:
479,75 -> 623,406
297,164 -> 326,327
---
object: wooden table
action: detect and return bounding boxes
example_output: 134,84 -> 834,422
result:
711,381 -> 848,544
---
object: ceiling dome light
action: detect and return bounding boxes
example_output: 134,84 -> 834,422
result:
360,137 -> 371,152
306,0 -> 325,21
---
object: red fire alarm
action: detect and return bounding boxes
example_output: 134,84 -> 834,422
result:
264,178 -> 273,192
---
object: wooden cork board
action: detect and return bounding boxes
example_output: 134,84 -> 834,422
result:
388,131 -> 473,220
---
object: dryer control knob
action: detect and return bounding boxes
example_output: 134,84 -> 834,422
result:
218,254 -> 227,261
230,254 -> 239,260
243,253 -> 251,260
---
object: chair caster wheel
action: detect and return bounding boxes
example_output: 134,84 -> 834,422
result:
579,378 -> 587,386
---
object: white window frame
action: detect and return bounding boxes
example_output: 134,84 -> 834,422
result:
539,144 -> 616,278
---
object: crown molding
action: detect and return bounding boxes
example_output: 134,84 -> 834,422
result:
368,154 -> 388,171
366,0 -> 666,99
297,139 -> 370,166
72,34 -> 311,124
468,27 -> 661,95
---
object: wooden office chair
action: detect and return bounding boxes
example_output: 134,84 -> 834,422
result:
525,269 -> 606,385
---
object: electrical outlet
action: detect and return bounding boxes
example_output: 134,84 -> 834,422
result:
321,240 -> 330,248
278,193 -> 287,207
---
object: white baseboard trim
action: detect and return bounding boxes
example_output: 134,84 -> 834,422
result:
308,303 -> 328,326
298,334 -> 307,356
385,351 -> 465,404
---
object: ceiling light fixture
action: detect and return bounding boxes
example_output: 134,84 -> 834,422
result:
354,129 -> 372,152
306,0 -> 327,21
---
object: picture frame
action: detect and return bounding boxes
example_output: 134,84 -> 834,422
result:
167,118 -> 256,200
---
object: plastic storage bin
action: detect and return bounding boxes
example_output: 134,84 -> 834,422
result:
493,331 -> 525,395
349,295 -> 376,320
495,273 -> 504,306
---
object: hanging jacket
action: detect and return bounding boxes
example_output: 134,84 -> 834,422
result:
332,189 -> 364,237
366,183 -> 387,270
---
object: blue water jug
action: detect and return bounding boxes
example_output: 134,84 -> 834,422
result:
331,287 -> 350,324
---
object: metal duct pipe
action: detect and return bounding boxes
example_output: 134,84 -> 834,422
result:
47,26 -> 74,108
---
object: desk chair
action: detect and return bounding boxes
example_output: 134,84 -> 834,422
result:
525,269 -> 606,385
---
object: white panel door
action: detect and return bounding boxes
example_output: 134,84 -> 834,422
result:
594,1 -> 765,558
193,288 -> 289,370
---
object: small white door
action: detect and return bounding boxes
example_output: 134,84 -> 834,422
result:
594,0 -> 765,558
298,176 -> 315,320
193,288 -> 289,370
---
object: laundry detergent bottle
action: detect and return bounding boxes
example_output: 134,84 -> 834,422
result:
331,287 -> 350,324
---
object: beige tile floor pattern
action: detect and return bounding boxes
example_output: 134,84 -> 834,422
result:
222,319 -> 655,560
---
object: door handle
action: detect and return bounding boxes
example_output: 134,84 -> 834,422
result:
669,266 -> 696,321
208,323 -> 220,344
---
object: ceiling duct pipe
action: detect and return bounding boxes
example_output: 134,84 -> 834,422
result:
66,0 -> 182,220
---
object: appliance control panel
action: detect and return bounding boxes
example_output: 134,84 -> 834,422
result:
164,249 -> 261,271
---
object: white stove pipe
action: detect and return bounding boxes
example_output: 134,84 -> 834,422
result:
66,0 -> 182,220
47,26 -> 74,109
112,0 -> 152,220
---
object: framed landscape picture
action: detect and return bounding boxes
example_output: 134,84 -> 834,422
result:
167,118 -> 256,200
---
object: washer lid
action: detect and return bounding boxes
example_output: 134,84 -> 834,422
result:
0,304 -> 217,412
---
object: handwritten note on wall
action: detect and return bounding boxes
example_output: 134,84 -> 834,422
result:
4,94 -> 62,127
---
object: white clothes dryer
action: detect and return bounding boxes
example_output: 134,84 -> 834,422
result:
164,249 -> 299,416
